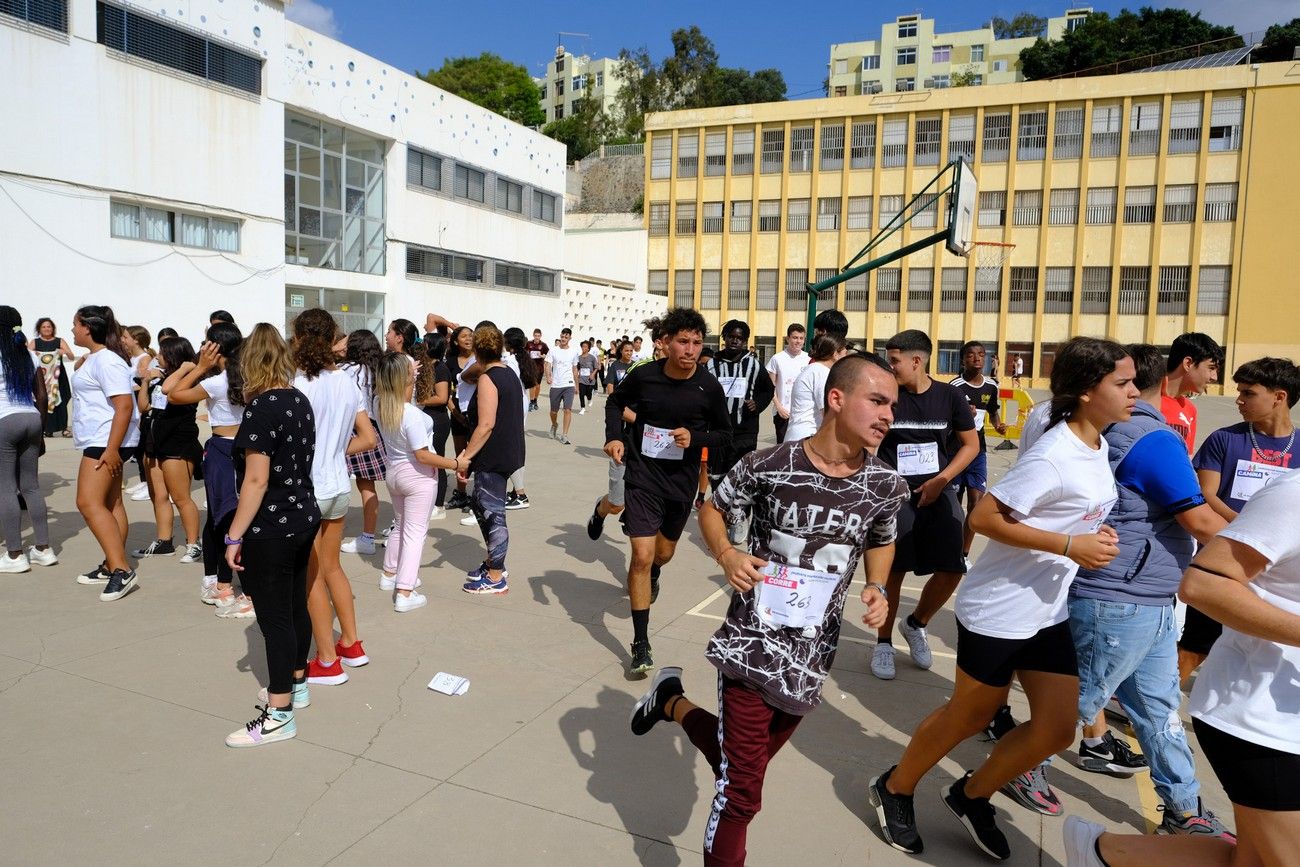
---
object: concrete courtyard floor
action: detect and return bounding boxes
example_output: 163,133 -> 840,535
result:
0,392 -> 1248,865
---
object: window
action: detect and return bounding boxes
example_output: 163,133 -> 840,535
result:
1169,99 -> 1202,154
454,165 -> 485,203
930,74 -> 951,89
674,270 -> 695,308
651,136 -> 671,179
1124,186 -> 1156,223
936,341 -> 965,375
595,71 -> 603,86
1017,109 -> 1047,160
820,124 -> 845,170
940,267 -> 967,311
1198,266 -> 1231,315
915,117 -> 942,166
978,190 -> 1006,227
882,118 -> 908,167
2,0 -> 66,31
1049,188 -> 1079,225
1208,95 -> 1243,152
1118,266 -> 1150,314
1158,266 -> 1190,315
786,199 -> 810,232
1091,105 -> 1122,157
1067,12 -> 1088,32
1129,102 -> 1161,156
992,59 -> 1008,72
1204,183 -> 1238,221
648,270 -> 668,296
895,77 -> 916,92
932,45 -> 952,63
879,195 -> 903,228
1009,267 -> 1038,312
907,268 -> 934,311
1012,190 -> 1042,226
495,178 -> 523,213
704,132 -> 727,175
844,273 -> 869,310
1164,185 -> 1196,223
982,112 -> 1011,162
728,270 -> 750,309
702,201 -> 724,233
555,78 -> 564,96
863,54 -> 881,70
677,133 -> 698,178
1086,187 -> 1117,224
913,194 -> 939,228
406,246 -> 487,284
572,74 -> 585,91
784,269 -> 809,310
111,200 -> 240,252
790,126 -> 814,172
760,128 -> 785,174
555,57 -> 564,72
406,148 -> 443,191
730,200 -> 752,233
1044,267 -> 1074,313
897,47 -> 917,65
974,266 -> 1001,311
539,84 -> 546,99
970,44 -> 985,62
897,19 -> 917,38
834,85 -> 847,97
948,114 -> 975,160
1081,267 -> 1112,313
97,2 -> 262,95
817,197 -> 841,231
648,201 -> 669,235
847,196 -> 872,230
758,199 -> 781,232
675,200 -> 697,234
700,270 -> 722,310
553,104 -> 564,120
834,58 -> 848,75
732,129 -> 755,175
756,269 -> 778,309
875,268 -> 901,311
533,189 -> 558,223
1054,107 -> 1084,158
850,121 -> 876,168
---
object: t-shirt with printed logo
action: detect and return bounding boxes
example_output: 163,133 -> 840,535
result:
234,388 -> 321,540
1193,422 -> 1297,513
879,379 -> 975,484
949,375 -> 1001,453
706,441 -> 909,714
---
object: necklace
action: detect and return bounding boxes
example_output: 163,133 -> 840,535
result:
1249,423 -> 1295,462
805,439 -> 866,467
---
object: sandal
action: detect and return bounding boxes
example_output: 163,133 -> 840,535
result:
61,430 -> 72,438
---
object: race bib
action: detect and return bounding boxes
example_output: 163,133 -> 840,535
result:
640,424 -> 684,460
756,562 -> 839,630
896,442 -> 940,476
149,387 -> 168,410
972,408 -> 988,431
717,377 -> 747,399
1230,459 -> 1288,502
529,351 -> 541,359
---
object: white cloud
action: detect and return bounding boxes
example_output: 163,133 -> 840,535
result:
285,0 -> 340,39
1164,0 -> 1295,37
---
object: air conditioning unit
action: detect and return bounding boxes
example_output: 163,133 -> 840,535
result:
866,82 -> 883,94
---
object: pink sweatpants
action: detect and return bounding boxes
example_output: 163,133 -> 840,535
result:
382,459 -> 437,590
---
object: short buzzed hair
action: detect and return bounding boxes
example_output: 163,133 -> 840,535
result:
825,351 -> 894,402
1125,343 -> 1167,392
886,329 -> 932,356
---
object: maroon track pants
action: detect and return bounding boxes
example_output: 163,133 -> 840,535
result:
680,673 -> 803,867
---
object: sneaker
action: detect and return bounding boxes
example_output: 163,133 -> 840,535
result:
216,594 -> 255,619
463,573 -> 509,595
225,705 -> 296,748
628,639 -> 653,677
586,498 -> 605,540
132,539 -> 175,558
340,535 -> 376,555
130,486 -> 153,502
559,435 -> 572,445
630,666 -> 683,736
1078,731 -> 1148,776
650,564 -> 661,605
578,407 -> 586,415
379,573 -> 422,592
982,704 -> 1018,742
200,581 -> 224,605
445,492 -> 469,511
504,492 -> 519,510
944,772 -> 1011,860
459,512 -> 478,526
869,767 -> 924,855
26,547 -> 58,567
179,543 -> 203,564
1157,799 -> 1236,841
505,493 -> 530,510
0,552 -> 30,573
871,643 -> 897,680
336,639 -> 370,667
429,506 -> 447,522
1000,763 -> 1063,816
381,520 -> 397,538
898,616 -> 934,670
306,657 -> 349,685
394,592 -> 428,613
210,583 -> 237,607
1061,816 -> 1107,867
125,481 -> 148,497
259,681 -> 311,709
99,568 -> 139,602
77,562 -> 110,585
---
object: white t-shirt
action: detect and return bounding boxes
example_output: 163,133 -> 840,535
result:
1190,468 -> 1300,754
201,370 -> 242,428
293,368 -> 366,499
765,349 -> 810,412
382,403 -> 435,469
1014,357 -> 1024,375
955,421 -> 1118,639
72,349 -> 140,449
341,361 -> 378,419
1019,401 -> 1051,452
785,362 -> 831,441
0,351 -> 40,420
548,344 -> 579,389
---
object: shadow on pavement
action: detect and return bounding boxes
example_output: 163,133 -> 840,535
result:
529,567 -> 628,665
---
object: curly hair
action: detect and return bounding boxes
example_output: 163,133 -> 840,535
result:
472,325 -> 504,363
660,307 -> 707,339
291,308 -> 340,379
343,329 -> 382,397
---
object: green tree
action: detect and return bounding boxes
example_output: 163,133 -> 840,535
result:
697,67 -> 787,107
991,13 -> 1047,39
419,53 -> 545,127
543,94 -> 614,163
950,64 -> 981,87
1257,18 -> 1300,63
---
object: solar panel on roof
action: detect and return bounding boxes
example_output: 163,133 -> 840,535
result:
1140,44 -> 1257,73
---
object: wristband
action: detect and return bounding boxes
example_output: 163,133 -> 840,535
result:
868,582 -> 889,599
1063,535 -> 1072,557
714,545 -> 736,565
224,535 -> 243,546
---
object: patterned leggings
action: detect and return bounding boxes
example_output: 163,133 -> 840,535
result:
470,470 -> 510,571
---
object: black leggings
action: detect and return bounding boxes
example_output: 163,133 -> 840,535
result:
202,511 -> 235,584
579,382 -> 595,408
239,534 -> 315,695
430,410 -> 451,507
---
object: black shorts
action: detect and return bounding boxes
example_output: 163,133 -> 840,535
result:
621,485 -> 693,541
82,446 -> 139,462
892,486 -> 966,576
956,618 -> 1079,688
1193,718 -> 1300,811
1178,605 -> 1223,656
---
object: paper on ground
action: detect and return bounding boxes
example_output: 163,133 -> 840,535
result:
427,672 -> 470,695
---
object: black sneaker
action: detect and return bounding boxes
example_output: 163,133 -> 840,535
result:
99,568 -> 138,602
982,704 -> 1018,742
650,564 -> 661,604
1078,731 -> 1148,776
77,562 -> 110,585
629,666 -> 683,736
869,767 -> 923,855
943,772 -> 1010,860
503,492 -> 518,510
586,498 -> 605,540
629,639 -> 653,677
132,538 -> 175,558
446,491 -> 469,511
505,493 -> 530,510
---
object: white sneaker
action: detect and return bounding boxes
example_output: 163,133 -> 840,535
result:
381,520 -> 397,538
125,481 -> 148,497
216,594 -> 255,619
378,574 -> 422,592
130,486 -> 153,501
898,617 -> 934,670
179,543 -> 203,564
0,552 -> 30,573
340,535 -> 376,555
460,512 -> 477,526
27,547 -> 58,567
429,506 -> 447,522
200,579 -> 222,605
579,407 -> 586,415
1062,816 -> 1107,867
871,643 -> 897,680
394,591 -> 428,613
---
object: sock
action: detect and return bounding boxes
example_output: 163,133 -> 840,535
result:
1093,839 -> 1111,867
1083,735 -> 1107,748
650,564 -> 661,581
631,608 -> 650,643
905,614 -> 924,630
360,532 -> 374,541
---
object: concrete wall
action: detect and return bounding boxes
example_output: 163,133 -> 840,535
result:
562,214 -> 661,341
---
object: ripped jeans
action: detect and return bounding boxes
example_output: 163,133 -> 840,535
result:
1069,598 -> 1200,814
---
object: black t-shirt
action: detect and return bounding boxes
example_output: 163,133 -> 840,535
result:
949,375 -> 1001,452
234,388 -> 321,540
879,379 -> 976,484
468,366 -> 525,476
424,360 -> 454,419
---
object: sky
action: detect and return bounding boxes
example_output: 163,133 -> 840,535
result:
286,0 -> 1295,100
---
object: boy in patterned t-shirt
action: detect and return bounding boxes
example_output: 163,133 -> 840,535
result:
630,352 -> 908,867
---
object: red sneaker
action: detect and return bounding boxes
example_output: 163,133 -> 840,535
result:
336,639 -> 370,668
306,657 -> 349,685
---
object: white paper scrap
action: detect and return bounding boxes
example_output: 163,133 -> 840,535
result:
427,672 -> 470,696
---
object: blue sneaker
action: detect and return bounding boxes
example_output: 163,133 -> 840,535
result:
466,561 -> 487,578
462,572 -> 509,595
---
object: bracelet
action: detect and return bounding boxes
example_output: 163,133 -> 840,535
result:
224,534 -> 242,546
868,582 -> 890,599
714,545 -> 736,565
1063,535 -> 1072,557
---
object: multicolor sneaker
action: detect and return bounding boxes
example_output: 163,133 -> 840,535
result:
216,594 -> 255,619
462,573 -> 509,595
179,543 -> 203,564
335,640 -> 370,667
1157,799 -> 1236,841
306,657 -> 349,685
225,705 -> 296,748
259,681 -> 310,709
1000,763 -> 1064,816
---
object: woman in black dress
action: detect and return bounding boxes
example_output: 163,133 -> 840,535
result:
29,317 -> 73,437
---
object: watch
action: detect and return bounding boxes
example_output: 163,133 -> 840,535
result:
224,534 -> 243,545
868,582 -> 889,598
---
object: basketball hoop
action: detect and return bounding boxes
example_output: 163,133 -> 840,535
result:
968,241 -> 1016,281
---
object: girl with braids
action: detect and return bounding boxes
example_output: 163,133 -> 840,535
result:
445,325 -> 476,511
0,306 -> 54,573
70,305 -> 141,602
339,330 -> 386,554
29,317 -> 73,437
292,309 -> 376,683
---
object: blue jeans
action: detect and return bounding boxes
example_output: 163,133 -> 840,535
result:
1068,597 -> 1199,814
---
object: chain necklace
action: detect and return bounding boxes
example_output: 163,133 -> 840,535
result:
805,439 -> 866,468
1248,422 -> 1295,462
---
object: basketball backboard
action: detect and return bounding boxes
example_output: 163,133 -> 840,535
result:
946,157 -> 977,256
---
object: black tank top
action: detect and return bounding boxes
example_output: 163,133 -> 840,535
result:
468,366 -> 524,476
